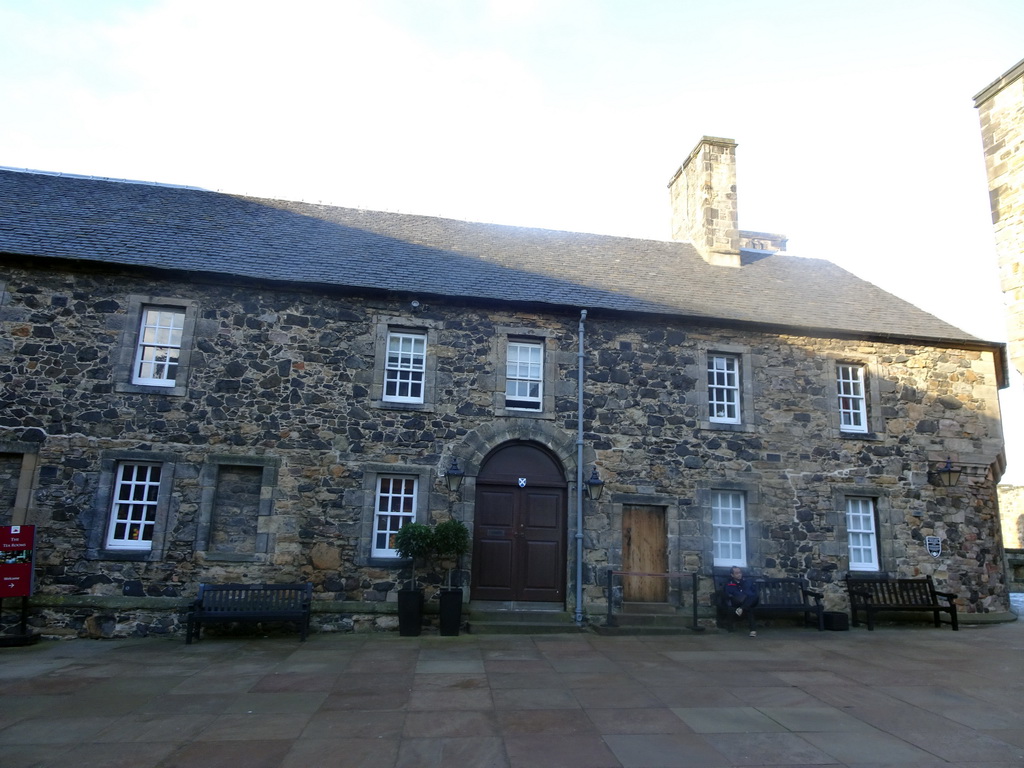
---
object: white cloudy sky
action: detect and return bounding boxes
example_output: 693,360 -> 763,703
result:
1,0 -> 1022,480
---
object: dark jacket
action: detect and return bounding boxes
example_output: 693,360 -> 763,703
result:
725,576 -> 757,603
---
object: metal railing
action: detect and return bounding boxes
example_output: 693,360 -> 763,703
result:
605,569 -> 703,630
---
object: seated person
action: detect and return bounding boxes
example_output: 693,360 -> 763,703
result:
725,566 -> 759,637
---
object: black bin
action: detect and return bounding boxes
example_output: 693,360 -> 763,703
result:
824,611 -> 849,631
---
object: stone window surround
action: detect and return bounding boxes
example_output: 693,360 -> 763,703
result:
492,326 -> 557,419
382,330 -> 427,403
845,496 -> 879,571
827,356 -> 884,438
709,489 -> 747,567
696,480 -> 762,570
504,340 -> 544,410
831,485 -> 893,574
606,492 -> 686,605
707,352 -> 741,424
113,294 -> 200,397
0,442 -> 40,527
195,455 -> 280,562
86,450 -> 178,562
357,462 -> 434,568
104,462 -> 163,550
370,314 -> 441,412
696,344 -> 756,432
371,475 -> 421,559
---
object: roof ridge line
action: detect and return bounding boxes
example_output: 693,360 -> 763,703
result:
0,165 -> 206,191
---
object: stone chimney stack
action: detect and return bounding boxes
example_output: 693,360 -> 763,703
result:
668,136 -> 741,267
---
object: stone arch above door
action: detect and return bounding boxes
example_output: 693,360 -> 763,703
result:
449,418 -> 581,480
478,441 -> 565,486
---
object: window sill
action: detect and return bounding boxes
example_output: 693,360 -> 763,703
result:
838,430 -> 882,440
199,553 -> 261,563
366,556 -> 411,568
371,400 -> 435,413
495,407 -> 554,420
699,420 -> 754,433
89,548 -> 159,562
115,382 -> 187,397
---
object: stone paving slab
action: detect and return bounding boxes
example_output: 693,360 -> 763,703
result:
1,618 -> 1023,768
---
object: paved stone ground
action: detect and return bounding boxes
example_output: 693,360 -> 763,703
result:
1,613 -> 1022,768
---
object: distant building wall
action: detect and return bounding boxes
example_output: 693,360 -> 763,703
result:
1000,480 -> 1023,594
999,484 -> 1024,548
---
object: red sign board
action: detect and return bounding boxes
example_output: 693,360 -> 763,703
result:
1,525 -> 35,597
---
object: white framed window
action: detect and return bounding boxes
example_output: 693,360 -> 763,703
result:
493,328 -> 555,418
505,341 -> 543,410
115,296 -> 198,397
106,462 -> 162,550
708,354 -> 741,423
372,476 -> 418,557
836,363 -> 868,433
712,490 -> 746,566
132,307 -> 185,387
698,346 -> 754,431
846,497 -> 879,571
383,332 -> 426,403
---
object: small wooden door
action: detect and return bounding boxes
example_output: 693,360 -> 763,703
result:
471,443 -> 567,602
622,505 -> 667,602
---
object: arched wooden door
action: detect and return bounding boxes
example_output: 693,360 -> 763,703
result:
471,442 -> 567,602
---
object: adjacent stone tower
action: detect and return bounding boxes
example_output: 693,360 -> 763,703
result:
668,136 -> 788,266
668,137 -> 741,267
976,58 -> 1024,551
975,58 -> 1024,382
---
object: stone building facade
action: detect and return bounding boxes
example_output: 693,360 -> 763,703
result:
0,137 -> 1013,638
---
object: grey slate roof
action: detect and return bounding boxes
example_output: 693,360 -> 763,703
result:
0,167 -> 983,345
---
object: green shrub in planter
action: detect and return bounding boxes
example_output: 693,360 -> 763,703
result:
393,522 -> 434,637
433,519 -> 470,587
434,518 -> 470,635
394,522 -> 434,591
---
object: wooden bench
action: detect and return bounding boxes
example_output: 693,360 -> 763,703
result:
845,574 -> 958,631
713,574 -> 825,631
185,583 -> 313,644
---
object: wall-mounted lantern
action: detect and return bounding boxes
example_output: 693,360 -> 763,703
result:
444,458 -> 465,493
584,467 -> 604,501
929,458 -> 962,488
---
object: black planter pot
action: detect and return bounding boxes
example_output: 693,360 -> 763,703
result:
397,589 -> 423,636
439,589 -> 463,636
